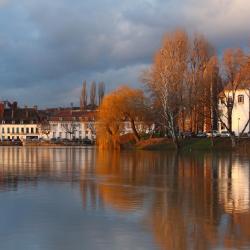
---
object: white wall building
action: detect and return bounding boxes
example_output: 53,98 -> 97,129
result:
47,109 -> 96,141
0,102 -> 40,141
218,87 -> 250,136
0,123 -> 40,141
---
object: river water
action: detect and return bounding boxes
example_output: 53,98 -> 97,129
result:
0,147 -> 250,250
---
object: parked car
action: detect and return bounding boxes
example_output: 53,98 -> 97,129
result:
207,130 -> 220,137
196,131 -> 207,138
182,131 -> 195,138
220,131 -> 230,137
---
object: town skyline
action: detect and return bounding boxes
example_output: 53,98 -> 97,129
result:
0,0 -> 250,107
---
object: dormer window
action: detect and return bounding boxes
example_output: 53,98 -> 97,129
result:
12,120 -> 15,124
238,95 -> 244,104
20,120 -> 24,124
2,120 -> 5,124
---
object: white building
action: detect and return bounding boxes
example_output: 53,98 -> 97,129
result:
0,102 -> 40,141
48,109 -> 96,141
218,85 -> 250,136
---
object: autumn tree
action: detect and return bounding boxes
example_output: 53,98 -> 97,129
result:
97,86 -> 150,149
90,81 -> 97,107
98,81 -> 105,105
142,30 -> 189,148
186,34 -> 215,133
80,80 -> 87,110
97,90 -> 122,149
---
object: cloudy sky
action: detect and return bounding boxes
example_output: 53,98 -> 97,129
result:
0,0 -> 250,107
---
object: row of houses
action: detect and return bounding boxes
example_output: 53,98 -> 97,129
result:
0,101 -> 97,141
0,101 -> 145,142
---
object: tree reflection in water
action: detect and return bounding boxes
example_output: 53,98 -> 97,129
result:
83,150 -> 250,250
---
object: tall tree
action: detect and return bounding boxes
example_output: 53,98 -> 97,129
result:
80,80 -> 87,110
98,81 -> 105,105
90,81 -> 97,107
186,34 -> 215,133
142,30 -> 189,148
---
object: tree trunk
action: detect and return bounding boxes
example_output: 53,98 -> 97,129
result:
130,118 -> 140,142
172,133 -> 180,149
230,135 -> 236,148
112,134 -> 120,150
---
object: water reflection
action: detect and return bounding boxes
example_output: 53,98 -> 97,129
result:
0,147 -> 250,250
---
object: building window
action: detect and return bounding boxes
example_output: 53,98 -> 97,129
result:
12,128 -> 15,133
238,95 -> 244,104
7,128 -> 10,133
2,128 -> 4,133
16,127 -> 19,133
36,128 -> 39,133
26,128 -> 29,134
31,128 -> 34,133
21,127 -> 24,133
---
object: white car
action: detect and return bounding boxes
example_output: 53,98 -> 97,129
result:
207,130 -> 220,137
221,131 -> 230,137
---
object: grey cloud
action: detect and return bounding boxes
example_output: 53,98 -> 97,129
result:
0,0 -> 250,106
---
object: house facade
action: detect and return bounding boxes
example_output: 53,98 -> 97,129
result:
218,87 -> 250,136
0,102 -> 40,141
48,109 -> 96,141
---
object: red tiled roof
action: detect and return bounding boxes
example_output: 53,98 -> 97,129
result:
50,109 -> 97,122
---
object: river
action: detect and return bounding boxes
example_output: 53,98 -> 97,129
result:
0,147 -> 250,250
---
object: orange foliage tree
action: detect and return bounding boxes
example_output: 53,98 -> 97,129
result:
97,86 -> 149,149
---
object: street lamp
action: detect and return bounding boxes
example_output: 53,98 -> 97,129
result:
238,117 -> 240,136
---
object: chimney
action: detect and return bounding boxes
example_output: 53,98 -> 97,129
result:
25,105 -> 29,118
0,102 -> 4,119
11,101 -> 18,119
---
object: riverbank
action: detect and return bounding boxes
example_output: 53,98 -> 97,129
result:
0,140 -> 95,147
135,137 -> 250,153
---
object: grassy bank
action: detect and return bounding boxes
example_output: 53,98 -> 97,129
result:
135,137 -> 247,151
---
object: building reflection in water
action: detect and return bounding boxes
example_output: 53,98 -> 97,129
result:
0,147 -> 250,249
0,147 -> 95,190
